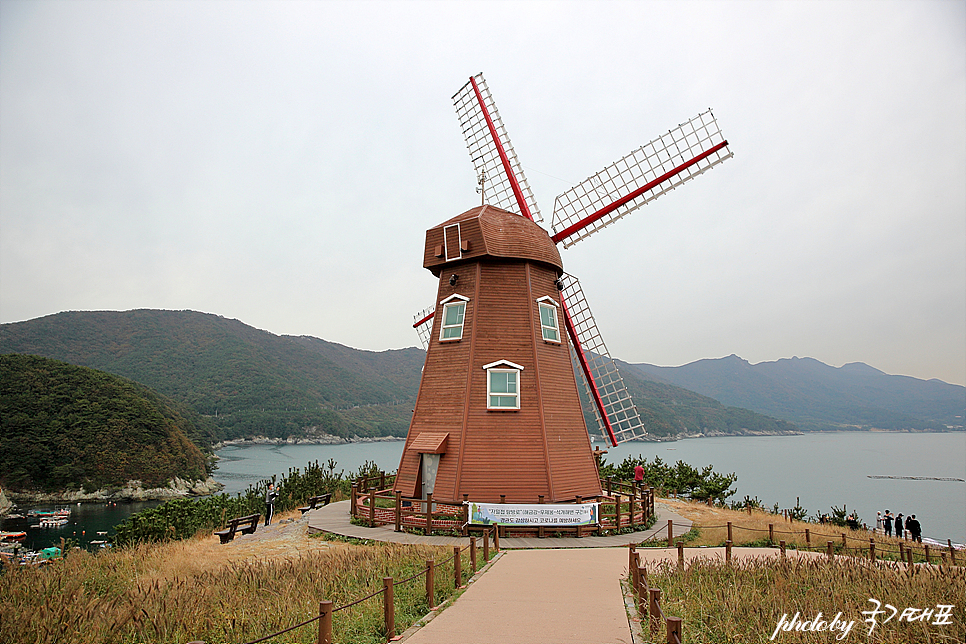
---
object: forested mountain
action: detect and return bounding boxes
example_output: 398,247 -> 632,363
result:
629,355 -> 965,432
613,359 -> 800,438
1,310 -> 801,445
0,310 -> 424,443
0,354 -> 208,492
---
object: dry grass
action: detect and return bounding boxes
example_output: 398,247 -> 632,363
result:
658,499 -> 960,564
637,555 -> 965,643
0,510 -> 475,644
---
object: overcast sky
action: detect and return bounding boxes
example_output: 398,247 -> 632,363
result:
1,0 -> 964,386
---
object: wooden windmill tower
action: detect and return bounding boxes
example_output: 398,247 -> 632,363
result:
394,74 -> 732,504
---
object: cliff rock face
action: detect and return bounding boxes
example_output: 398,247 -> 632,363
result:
6,477 -> 224,503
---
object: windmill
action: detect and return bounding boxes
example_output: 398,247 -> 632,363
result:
394,74 -> 732,505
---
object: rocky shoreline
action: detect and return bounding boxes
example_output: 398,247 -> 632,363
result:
212,434 -> 404,449
3,476 -> 224,507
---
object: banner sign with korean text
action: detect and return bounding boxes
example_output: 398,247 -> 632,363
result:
467,502 -> 599,527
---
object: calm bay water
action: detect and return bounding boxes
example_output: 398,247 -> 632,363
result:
214,432 -> 966,541
6,432 -> 963,551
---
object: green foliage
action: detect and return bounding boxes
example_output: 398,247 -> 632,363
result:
0,310 -> 422,445
0,354 -> 209,493
113,458 -> 373,545
599,455 -> 737,504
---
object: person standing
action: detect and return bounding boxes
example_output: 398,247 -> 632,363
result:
265,483 -> 279,526
904,514 -> 914,541
908,515 -> 922,543
883,510 -> 893,537
634,463 -> 645,488
894,513 -> 903,539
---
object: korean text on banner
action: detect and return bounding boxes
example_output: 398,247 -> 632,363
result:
468,502 -> 599,526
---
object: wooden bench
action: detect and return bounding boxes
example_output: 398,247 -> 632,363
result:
214,514 -> 260,544
298,493 -> 332,515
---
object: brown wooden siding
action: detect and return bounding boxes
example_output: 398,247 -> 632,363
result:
395,244 -> 602,504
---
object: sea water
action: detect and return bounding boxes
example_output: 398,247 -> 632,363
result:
6,432 -> 963,550
212,432 -> 965,541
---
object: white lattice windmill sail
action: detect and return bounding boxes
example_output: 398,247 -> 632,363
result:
452,74 -> 542,222
560,274 -> 647,444
413,306 -> 435,351
550,109 -> 732,248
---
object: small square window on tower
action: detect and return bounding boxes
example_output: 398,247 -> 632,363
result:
536,296 -> 560,343
439,294 -> 469,341
483,360 -> 524,410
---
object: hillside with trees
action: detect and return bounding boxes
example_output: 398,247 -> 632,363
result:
0,354 -> 209,493
0,310 -> 423,443
629,355 -> 965,432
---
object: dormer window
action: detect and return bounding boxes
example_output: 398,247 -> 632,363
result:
483,360 -> 524,410
439,294 -> 469,341
537,296 -> 560,343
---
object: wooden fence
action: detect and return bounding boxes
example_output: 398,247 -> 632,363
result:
349,471 -> 656,537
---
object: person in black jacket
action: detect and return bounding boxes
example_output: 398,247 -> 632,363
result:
265,483 -> 279,526
908,514 -> 922,543
883,510 -> 893,537
894,513 -> 903,539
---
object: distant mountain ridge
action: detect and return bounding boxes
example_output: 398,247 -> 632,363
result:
2,310 -> 960,445
1,309 -> 800,444
628,354 -> 965,432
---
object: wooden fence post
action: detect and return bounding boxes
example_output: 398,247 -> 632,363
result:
576,496 -> 583,538
869,539 -> 875,561
768,523 -> 774,544
380,470 -> 386,489
394,491 -> 402,533
368,486 -> 376,528
493,526 -> 500,552
841,533 -> 847,549
454,546 -> 462,588
317,600 -> 333,644
470,537 -> 477,573
666,616 -> 683,644
383,577 -> 395,640
779,540 -> 786,558
538,495 -> 545,538
827,541 -> 834,562
727,521 -> 732,543
629,545 -> 638,590
649,588 -> 662,636
899,542 -> 905,560
630,488 -> 637,530
949,539 -> 957,565
425,492 -> 433,536
667,519 -> 673,548
350,483 -> 358,517
677,541 -> 684,571
725,540 -> 732,565
924,544 -> 931,565
805,528 -> 810,549
426,559 -> 435,609
483,529 -> 489,562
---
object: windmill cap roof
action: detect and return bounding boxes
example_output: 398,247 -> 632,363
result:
423,205 -> 563,275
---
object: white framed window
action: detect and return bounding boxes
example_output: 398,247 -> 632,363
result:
537,296 -> 560,343
439,294 -> 469,341
483,360 -> 524,410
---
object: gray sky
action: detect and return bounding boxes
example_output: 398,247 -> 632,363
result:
2,0 -> 964,386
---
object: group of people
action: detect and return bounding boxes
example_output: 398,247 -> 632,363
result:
876,510 -> 922,542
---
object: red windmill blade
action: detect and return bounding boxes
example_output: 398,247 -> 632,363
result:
416,73 -> 733,447
452,74 -> 542,222
550,109 -> 732,248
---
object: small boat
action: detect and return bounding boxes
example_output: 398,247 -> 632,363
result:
38,517 -> 68,528
0,531 -> 27,543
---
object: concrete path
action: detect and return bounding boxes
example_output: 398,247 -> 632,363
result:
400,547 -> 634,644
307,501 -> 692,548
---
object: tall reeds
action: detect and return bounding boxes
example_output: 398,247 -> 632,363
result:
1,539 -> 470,644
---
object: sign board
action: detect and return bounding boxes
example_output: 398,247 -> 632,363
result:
467,502 -> 598,527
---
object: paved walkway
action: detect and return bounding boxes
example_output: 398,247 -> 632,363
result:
306,502 -> 821,644
307,500 -> 693,548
